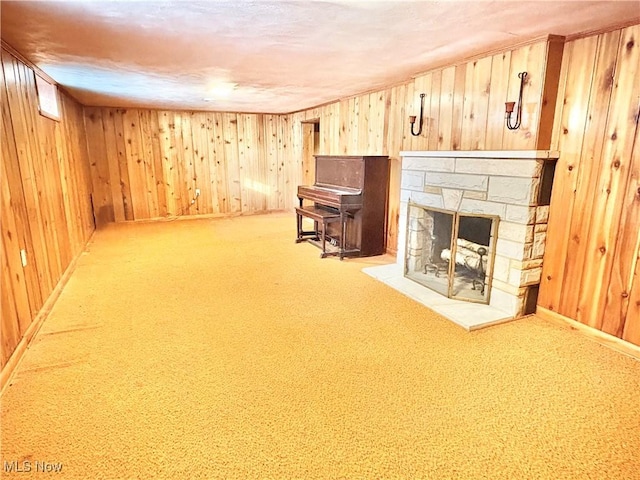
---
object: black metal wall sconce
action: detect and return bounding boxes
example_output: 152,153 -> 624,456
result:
409,93 -> 426,136
505,72 -> 528,130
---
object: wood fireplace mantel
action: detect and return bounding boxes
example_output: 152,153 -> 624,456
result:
399,150 -> 559,159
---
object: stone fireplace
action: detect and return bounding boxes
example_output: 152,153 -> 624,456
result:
405,203 -> 498,305
396,150 -> 559,319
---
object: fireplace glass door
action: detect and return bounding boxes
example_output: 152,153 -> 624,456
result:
404,203 -> 498,304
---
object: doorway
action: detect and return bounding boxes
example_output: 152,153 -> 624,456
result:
301,120 -> 320,186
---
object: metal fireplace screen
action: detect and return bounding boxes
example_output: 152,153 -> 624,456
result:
404,202 -> 499,304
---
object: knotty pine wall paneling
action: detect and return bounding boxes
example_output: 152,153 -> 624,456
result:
539,24 -> 640,346
157,111 -> 177,217
82,36 -> 564,265
210,114 -> 230,213
1,48 -> 94,369
288,114 -> 305,209
264,114 -> 281,210
236,114 -> 250,212
84,108 -> 114,224
85,109 -> 302,224
83,37 -> 562,258
290,37 -> 562,254
280,115 -> 296,211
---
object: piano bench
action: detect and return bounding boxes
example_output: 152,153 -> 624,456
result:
295,206 -> 342,256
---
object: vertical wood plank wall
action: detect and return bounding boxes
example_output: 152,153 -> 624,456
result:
291,37 -> 563,254
3,23 -> 639,368
85,37 -> 561,258
80,28 -> 639,346
84,109 -> 303,226
1,49 -> 95,368
539,24 -> 640,345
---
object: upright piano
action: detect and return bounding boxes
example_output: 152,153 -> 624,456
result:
296,155 -> 390,258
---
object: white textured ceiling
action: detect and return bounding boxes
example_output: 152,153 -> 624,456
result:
1,1 -> 638,114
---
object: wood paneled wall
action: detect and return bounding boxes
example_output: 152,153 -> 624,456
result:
291,37 -> 564,253
84,108 -> 302,225
1,49 -> 95,368
86,37 -> 562,250
3,25 -> 638,363
538,24 -> 640,345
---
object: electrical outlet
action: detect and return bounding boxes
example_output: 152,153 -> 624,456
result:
195,188 -> 201,197
20,249 -> 27,267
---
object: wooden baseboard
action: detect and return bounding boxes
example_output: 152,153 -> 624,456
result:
0,231 -> 96,395
536,306 -> 640,361
124,209 -> 292,224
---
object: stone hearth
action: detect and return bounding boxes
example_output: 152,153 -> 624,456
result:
365,150 -> 559,329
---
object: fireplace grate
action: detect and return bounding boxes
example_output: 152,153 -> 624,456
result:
404,202 -> 499,305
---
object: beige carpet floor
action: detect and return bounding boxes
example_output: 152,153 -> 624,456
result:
1,213 -> 639,479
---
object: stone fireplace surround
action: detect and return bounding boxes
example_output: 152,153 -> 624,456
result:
364,150 -> 559,330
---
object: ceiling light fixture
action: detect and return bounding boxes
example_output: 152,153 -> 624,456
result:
505,72 -> 527,130
207,81 -> 238,98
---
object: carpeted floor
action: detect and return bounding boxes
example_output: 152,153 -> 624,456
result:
1,213 -> 639,480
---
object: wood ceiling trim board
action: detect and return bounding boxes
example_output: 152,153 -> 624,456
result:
291,35 -> 564,117
1,40 -> 56,85
564,18 -> 640,42
1,41 -> 87,112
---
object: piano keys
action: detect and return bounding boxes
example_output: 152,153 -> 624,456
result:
296,155 -> 390,258
297,185 -> 363,209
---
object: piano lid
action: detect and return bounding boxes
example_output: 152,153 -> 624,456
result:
314,156 -> 364,191
302,185 -> 362,195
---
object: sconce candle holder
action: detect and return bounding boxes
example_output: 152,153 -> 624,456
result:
505,72 -> 528,130
410,93 -> 426,136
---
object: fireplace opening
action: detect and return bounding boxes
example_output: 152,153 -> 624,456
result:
404,203 -> 498,304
